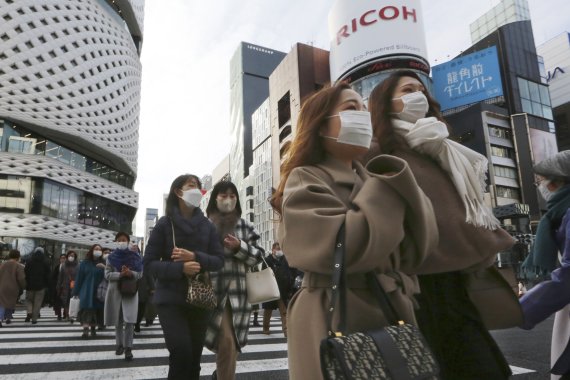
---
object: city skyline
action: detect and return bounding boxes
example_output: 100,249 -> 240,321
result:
135,0 -> 570,235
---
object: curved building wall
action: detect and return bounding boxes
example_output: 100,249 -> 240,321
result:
0,0 -> 144,255
0,0 -> 141,174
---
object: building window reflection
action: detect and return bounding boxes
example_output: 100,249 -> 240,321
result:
0,120 -> 134,188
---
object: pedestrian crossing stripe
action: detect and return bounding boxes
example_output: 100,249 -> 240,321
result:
0,308 -> 537,378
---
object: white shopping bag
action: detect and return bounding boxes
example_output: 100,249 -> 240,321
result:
69,296 -> 80,319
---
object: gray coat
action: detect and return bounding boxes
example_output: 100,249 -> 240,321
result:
104,259 -> 142,325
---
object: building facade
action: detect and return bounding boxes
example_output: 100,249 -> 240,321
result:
250,98 -> 274,251
229,42 -> 285,206
537,32 -> 570,151
469,0 -> 530,45
0,0 -> 144,258
442,20 -> 556,223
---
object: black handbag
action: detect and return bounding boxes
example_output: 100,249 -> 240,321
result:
320,224 -> 440,380
118,276 -> 138,296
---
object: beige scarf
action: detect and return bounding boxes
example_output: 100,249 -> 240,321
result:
393,117 -> 500,230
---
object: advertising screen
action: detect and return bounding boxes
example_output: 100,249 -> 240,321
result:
432,46 -> 504,111
328,0 -> 429,82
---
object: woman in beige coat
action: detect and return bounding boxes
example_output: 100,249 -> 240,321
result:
272,83 -> 438,380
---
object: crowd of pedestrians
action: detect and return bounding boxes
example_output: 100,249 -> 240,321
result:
1,76 -> 570,380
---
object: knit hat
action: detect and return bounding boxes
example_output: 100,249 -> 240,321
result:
534,150 -> 570,181
33,247 -> 44,255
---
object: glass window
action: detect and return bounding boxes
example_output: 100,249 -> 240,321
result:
531,101 -> 543,117
542,105 -> 553,120
539,85 -> 551,106
8,137 -> 36,154
518,78 -> 529,99
521,98 -> 532,114
528,81 -> 540,102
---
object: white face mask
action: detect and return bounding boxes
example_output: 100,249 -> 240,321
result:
68,256 -> 75,262
217,198 -> 237,213
323,110 -> 373,148
392,91 -> 429,123
275,250 -> 284,257
538,182 -> 552,201
116,241 -> 129,250
93,250 -> 102,258
180,188 -> 203,208
103,254 -> 109,260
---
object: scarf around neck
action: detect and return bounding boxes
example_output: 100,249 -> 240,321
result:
392,117 -> 500,230
522,184 -> 570,276
107,248 -> 142,272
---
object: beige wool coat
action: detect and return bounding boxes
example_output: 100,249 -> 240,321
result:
394,148 -> 515,274
280,155 -> 438,380
0,260 -> 26,309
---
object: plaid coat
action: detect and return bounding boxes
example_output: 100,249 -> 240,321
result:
204,218 -> 264,350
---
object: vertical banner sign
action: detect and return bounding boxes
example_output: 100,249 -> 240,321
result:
432,46 -> 504,111
328,0 -> 429,82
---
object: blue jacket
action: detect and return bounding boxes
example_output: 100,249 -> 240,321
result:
73,259 -> 105,310
143,210 -> 224,305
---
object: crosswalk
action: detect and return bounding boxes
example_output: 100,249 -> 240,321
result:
0,307 -> 539,379
0,307 -> 289,379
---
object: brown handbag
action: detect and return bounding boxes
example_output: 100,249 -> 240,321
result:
463,266 -> 523,330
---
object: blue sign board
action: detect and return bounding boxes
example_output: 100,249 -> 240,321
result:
432,46 -> 503,111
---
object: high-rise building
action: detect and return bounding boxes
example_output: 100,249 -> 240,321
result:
537,32 -> 570,151
269,43 -> 331,190
470,0 -> 530,44
438,20 -> 556,224
0,0 -> 144,258
144,207 -> 158,250
251,98 -> 274,251
229,42 -> 285,205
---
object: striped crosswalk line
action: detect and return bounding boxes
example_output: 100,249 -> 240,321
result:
0,307 -> 537,379
0,307 -> 289,379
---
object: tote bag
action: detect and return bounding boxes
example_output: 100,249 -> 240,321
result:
69,296 -> 80,319
246,256 -> 280,304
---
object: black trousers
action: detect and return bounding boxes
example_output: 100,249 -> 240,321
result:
157,303 -> 210,380
415,271 -> 512,380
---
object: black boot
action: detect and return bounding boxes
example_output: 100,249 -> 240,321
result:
90,326 -> 96,337
252,311 -> 260,327
81,327 -> 89,340
25,313 -> 31,322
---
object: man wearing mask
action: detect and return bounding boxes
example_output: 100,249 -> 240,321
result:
50,254 -> 66,321
261,242 -> 294,337
520,150 -> 570,379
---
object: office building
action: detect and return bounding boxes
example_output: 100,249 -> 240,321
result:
537,32 -> 570,151
0,0 -> 143,258
470,0 -> 530,45
229,42 -> 285,204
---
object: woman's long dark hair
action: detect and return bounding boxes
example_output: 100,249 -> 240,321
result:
85,244 -> 102,262
270,82 -> 352,213
206,180 -> 242,217
368,70 -> 445,155
165,174 -> 202,217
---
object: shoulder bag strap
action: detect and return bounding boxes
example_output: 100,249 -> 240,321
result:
327,223 -> 404,336
169,219 -> 176,247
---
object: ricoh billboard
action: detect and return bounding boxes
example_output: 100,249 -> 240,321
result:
328,0 -> 429,82
432,46 -> 504,111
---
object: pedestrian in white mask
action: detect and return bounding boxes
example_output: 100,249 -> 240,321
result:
204,180 -> 264,380
368,70 -> 516,379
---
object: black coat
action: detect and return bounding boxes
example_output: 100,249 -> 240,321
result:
143,209 -> 224,306
25,252 -> 50,291
262,254 -> 295,309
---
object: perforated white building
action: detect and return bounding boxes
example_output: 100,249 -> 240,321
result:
0,0 -> 144,257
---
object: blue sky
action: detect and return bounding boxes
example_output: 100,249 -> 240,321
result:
134,0 -> 570,235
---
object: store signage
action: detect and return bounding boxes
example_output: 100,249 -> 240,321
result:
546,66 -> 565,82
328,0 -> 428,82
432,46 -> 504,111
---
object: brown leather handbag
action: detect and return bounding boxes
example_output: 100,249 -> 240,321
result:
464,266 -> 523,330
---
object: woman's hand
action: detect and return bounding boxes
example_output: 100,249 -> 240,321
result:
120,265 -> 133,278
172,247 -> 196,262
223,234 -> 240,252
183,261 -> 201,276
